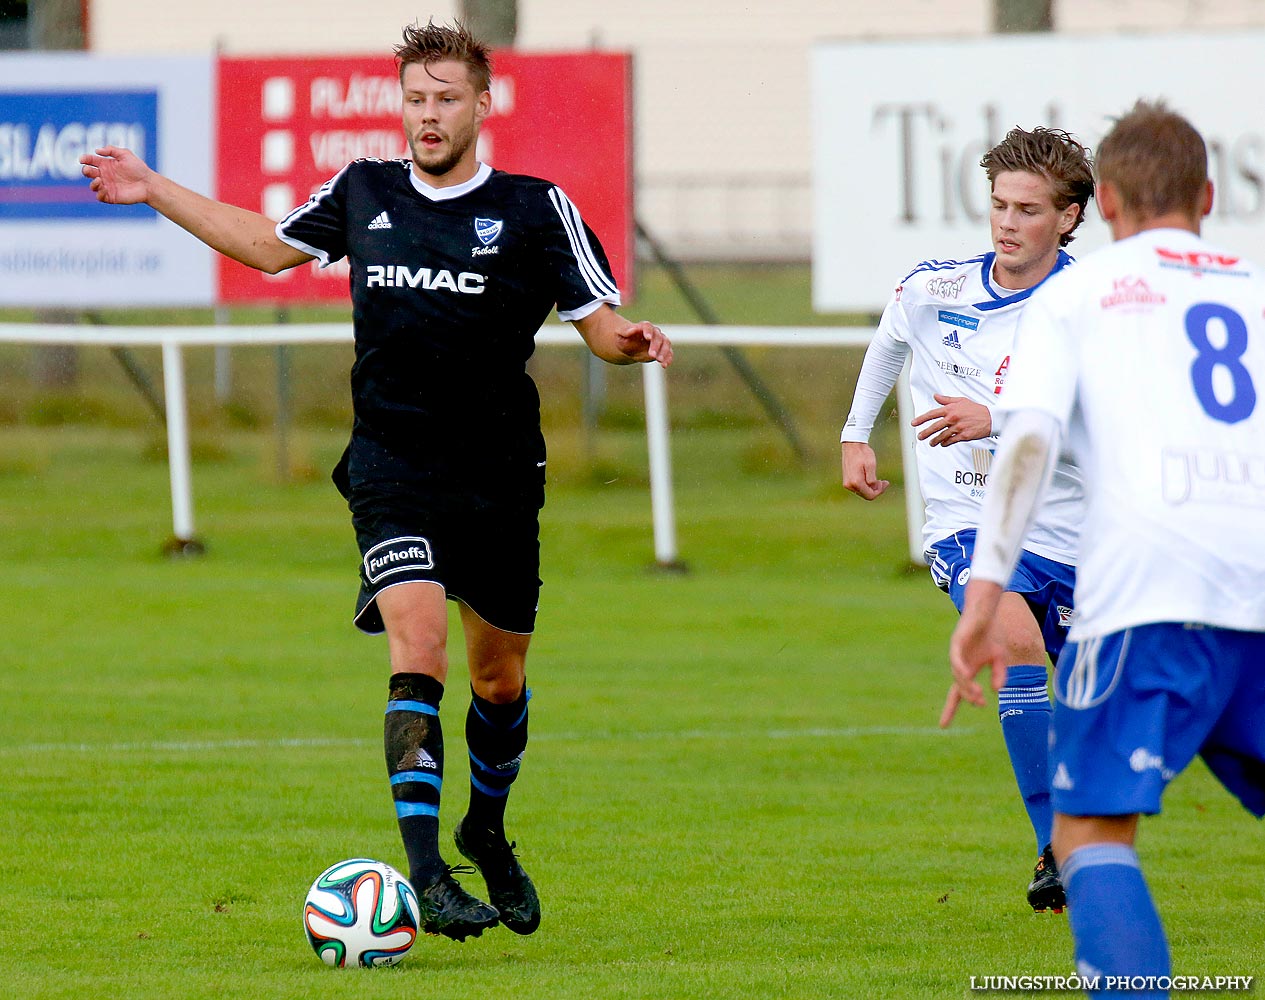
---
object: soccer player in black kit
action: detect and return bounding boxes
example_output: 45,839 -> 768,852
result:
81,21 -> 672,943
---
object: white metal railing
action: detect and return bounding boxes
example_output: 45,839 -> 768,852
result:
0,323 -> 924,564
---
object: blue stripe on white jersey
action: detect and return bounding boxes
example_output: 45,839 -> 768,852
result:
547,187 -> 619,300
972,250 -> 1075,312
900,255 -> 990,284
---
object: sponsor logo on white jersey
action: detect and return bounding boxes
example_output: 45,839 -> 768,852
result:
368,211 -> 392,230
936,359 -> 983,378
926,275 -> 967,300
938,309 -> 978,349
366,264 -> 486,294
994,355 -> 1010,395
1155,246 -> 1248,276
1100,276 -> 1166,310
1160,446 -> 1265,508
952,447 -> 993,489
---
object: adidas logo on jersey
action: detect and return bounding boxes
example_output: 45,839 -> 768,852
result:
942,329 -> 962,349
368,212 -> 392,230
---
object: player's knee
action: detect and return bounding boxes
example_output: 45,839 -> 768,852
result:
470,661 -> 526,704
1052,813 -> 1138,863
998,627 -> 1047,666
387,627 -> 447,674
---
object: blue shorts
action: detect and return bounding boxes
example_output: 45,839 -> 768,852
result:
1051,623 -> 1265,818
926,529 -> 1076,661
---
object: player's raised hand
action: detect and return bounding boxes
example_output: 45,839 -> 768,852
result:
913,394 -> 993,447
615,320 -> 673,367
841,441 -> 889,500
79,145 -> 154,205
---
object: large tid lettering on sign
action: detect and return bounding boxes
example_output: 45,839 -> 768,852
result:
812,33 -> 1265,312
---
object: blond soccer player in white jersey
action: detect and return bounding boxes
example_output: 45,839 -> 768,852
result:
950,101 -> 1265,997
841,127 -> 1094,912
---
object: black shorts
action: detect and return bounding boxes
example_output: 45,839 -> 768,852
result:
350,502 -> 541,636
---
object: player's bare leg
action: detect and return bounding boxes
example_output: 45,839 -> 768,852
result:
378,583 -> 499,941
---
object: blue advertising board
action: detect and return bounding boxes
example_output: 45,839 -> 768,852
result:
0,54 -> 213,306
0,90 -> 158,220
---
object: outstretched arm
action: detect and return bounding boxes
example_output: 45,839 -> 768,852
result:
80,145 -> 312,274
573,304 -> 673,367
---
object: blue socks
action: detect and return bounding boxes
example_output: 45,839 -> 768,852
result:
1063,843 -> 1170,997
384,673 -> 446,884
998,664 -> 1054,853
464,685 -> 529,838
382,676 -> 530,884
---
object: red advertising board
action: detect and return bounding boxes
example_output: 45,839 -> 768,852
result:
215,51 -> 633,303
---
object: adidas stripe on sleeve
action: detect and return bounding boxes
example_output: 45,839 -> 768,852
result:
547,186 -> 621,320
276,164 -> 352,267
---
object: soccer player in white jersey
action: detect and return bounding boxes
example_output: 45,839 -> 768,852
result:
949,102 -> 1265,996
842,127 -> 1094,911
81,21 -> 672,944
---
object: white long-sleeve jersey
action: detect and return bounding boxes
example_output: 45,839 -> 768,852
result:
842,251 -> 1083,563
990,228 -> 1265,639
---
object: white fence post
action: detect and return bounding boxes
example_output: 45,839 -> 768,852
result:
160,340 -> 200,552
0,323 -> 917,563
641,361 -> 680,568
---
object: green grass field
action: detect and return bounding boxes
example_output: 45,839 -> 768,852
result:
1,422 -> 1261,1000
1,266 -> 1262,997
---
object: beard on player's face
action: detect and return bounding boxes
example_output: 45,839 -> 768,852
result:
410,126 -> 475,177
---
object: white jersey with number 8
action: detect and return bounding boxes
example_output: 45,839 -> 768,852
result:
1000,227 -> 1265,639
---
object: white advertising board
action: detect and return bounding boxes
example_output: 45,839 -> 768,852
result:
813,33 -> 1265,312
0,53 -> 215,307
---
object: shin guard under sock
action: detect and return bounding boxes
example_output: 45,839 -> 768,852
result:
464,685 -> 529,837
385,672 -> 446,884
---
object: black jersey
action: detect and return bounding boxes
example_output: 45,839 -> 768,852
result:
276,159 -> 620,510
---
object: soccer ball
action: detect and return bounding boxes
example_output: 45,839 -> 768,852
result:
302,858 -> 420,967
